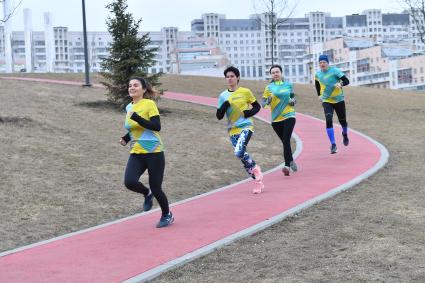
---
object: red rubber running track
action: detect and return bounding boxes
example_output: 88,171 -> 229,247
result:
0,77 -> 389,282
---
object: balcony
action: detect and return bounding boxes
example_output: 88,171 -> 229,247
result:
356,71 -> 390,85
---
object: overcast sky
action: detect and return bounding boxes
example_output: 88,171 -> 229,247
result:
5,0 -> 404,32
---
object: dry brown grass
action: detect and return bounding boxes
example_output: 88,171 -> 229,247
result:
0,77 -> 281,251
1,74 -> 424,282
159,75 -> 425,282
0,72 -> 104,83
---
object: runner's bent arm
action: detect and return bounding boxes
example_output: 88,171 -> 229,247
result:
216,100 -> 230,120
339,75 -> 349,86
121,132 -> 131,143
130,113 -> 161,131
315,80 -> 321,96
243,101 -> 261,118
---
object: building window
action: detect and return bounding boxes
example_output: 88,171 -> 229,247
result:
397,69 -> 413,84
357,58 -> 370,73
284,65 -> 290,76
298,65 -> 304,75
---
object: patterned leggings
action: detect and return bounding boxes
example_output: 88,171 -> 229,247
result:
230,129 -> 256,179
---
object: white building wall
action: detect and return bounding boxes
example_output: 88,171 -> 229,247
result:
2,7 -> 425,91
43,12 -> 55,72
307,12 -> 327,44
23,8 -> 33,72
3,0 -> 13,72
363,9 -> 383,41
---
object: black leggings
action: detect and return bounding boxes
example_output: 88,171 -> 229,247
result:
124,152 -> 169,216
322,101 -> 348,129
272,118 -> 296,166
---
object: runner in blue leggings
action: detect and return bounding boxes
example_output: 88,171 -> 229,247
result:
315,54 -> 350,154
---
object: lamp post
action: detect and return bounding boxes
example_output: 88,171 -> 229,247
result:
82,0 -> 91,86
3,0 -> 13,72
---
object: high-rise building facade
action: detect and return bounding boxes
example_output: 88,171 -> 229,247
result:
0,8 -> 424,90
191,9 -> 424,82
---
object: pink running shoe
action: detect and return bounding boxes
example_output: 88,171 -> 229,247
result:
253,180 -> 264,194
251,165 -> 263,182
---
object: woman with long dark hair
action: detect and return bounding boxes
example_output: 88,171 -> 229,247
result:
120,77 -> 173,228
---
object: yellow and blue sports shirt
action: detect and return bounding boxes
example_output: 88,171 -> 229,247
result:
263,80 -> 295,123
217,87 -> 257,136
124,99 -> 163,154
315,66 -> 345,104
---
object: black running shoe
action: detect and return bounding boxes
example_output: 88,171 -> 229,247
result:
343,133 -> 349,146
290,161 -> 298,172
143,193 -> 153,212
156,212 -> 174,228
330,143 -> 338,154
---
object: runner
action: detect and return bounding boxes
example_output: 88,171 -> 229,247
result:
120,77 -> 174,228
262,64 -> 297,176
216,66 -> 264,193
315,54 -> 350,154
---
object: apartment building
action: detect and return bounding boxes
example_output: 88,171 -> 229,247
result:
191,9 -> 424,82
0,21 -> 228,74
192,13 -> 311,81
1,7 -> 425,91
310,36 -> 425,90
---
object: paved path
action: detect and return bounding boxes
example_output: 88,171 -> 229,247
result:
0,77 -> 389,282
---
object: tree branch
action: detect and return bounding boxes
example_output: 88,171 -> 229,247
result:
402,0 -> 425,45
0,0 -> 23,23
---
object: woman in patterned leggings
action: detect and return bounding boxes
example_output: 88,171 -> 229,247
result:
216,66 -> 264,194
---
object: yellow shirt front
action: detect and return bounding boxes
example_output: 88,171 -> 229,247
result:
124,99 -> 163,154
217,87 -> 257,136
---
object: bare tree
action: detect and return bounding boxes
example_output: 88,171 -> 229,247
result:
1,0 -> 23,23
253,0 -> 297,66
402,0 -> 425,45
